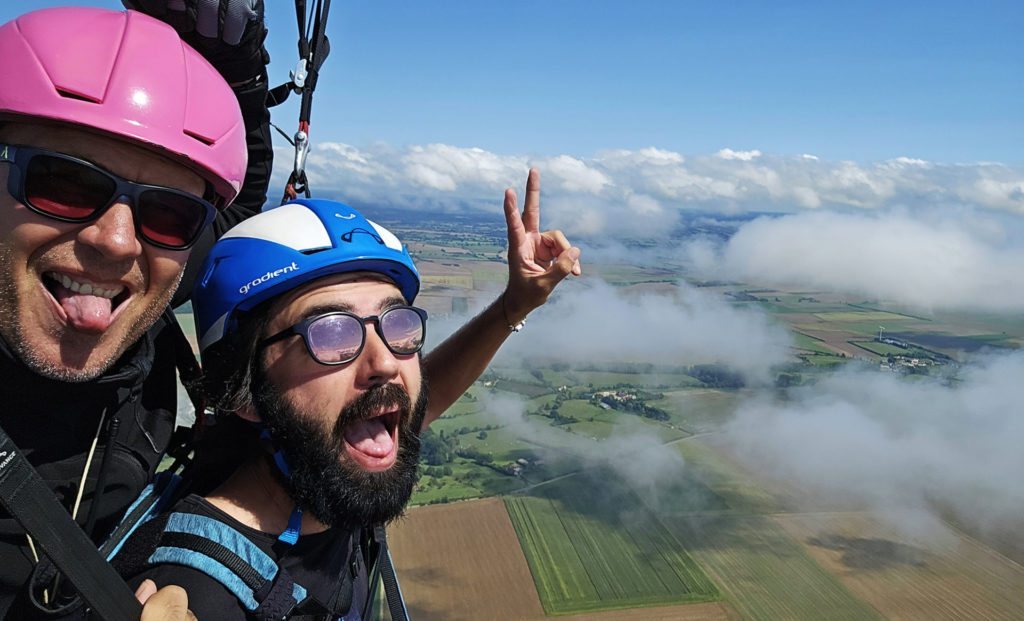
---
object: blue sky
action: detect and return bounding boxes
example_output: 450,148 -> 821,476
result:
4,1 -> 1022,165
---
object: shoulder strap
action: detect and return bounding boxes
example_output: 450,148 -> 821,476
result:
148,512 -> 308,621
362,525 -> 410,621
101,470 -> 184,561
0,424 -> 142,621
162,309 -> 209,478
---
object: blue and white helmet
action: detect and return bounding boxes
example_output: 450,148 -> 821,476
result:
193,198 -> 420,354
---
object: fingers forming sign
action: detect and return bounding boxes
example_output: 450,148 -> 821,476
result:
502,168 -> 582,322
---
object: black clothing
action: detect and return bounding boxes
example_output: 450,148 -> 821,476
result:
0,312 -> 179,617
116,495 -> 366,621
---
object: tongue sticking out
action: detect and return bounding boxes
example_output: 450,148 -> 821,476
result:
344,416 -> 396,468
52,283 -> 114,333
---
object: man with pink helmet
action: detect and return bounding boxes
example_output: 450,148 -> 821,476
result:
0,2 -> 581,618
0,6 -> 252,618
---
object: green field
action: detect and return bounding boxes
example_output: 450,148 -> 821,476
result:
668,515 -> 884,621
853,340 -> 909,356
505,471 -> 721,615
790,330 -> 834,354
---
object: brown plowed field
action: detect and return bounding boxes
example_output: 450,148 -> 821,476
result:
387,498 -> 740,620
773,513 -> 1024,621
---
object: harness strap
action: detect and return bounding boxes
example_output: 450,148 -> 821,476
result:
102,471 -> 184,561
362,525 -> 409,621
0,424 -> 142,621
149,512 -> 307,620
275,0 -> 332,204
376,526 -> 410,621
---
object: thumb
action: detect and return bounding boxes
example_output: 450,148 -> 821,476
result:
542,246 -> 581,287
140,584 -> 195,621
134,579 -> 157,604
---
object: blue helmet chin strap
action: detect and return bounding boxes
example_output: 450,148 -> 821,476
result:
258,428 -> 304,546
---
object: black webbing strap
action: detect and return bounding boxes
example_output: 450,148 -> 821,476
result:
277,0 -> 333,203
153,526 -> 302,621
366,525 -> 409,621
293,0 -> 332,128
0,425 -> 142,621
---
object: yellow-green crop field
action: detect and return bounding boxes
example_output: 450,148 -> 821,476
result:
505,490 -> 720,615
813,311 -> 912,323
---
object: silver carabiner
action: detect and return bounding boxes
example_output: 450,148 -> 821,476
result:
293,130 -> 310,179
290,58 -> 308,94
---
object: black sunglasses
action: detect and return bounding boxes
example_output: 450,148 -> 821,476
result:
258,306 -> 428,366
0,144 -> 217,250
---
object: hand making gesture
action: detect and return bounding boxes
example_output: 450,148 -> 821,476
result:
419,167 -> 583,428
501,168 -> 582,325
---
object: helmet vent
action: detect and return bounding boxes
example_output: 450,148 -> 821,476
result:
55,89 -> 100,104
301,247 -> 330,256
184,129 -> 215,146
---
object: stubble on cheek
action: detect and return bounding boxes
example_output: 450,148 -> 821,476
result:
0,243 -> 186,382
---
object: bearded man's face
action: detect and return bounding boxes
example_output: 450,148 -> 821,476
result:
253,275 -> 426,528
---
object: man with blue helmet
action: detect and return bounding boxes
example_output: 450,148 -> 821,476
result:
112,176 -> 580,619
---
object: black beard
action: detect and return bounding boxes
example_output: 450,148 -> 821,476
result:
252,370 -> 426,530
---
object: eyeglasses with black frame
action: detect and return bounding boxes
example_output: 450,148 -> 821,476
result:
258,305 -> 428,365
0,144 -> 217,250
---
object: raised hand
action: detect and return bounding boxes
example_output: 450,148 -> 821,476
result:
502,168 -> 582,324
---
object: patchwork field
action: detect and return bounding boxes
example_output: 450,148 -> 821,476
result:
387,498 -> 544,620
505,491 -> 720,615
666,514 -> 884,621
387,498 -> 740,621
774,513 -> 1024,621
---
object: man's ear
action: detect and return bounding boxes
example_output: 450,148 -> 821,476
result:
236,404 -> 261,423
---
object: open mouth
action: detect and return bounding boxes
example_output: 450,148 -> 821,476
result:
342,408 -> 401,472
43,271 -> 130,333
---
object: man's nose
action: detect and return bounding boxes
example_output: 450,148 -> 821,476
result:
355,325 -> 400,388
76,199 -> 143,260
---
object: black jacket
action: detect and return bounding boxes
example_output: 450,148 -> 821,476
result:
0,312 -> 180,617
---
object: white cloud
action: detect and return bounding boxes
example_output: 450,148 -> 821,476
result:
401,144 -> 527,191
716,148 -> 762,161
688,210 -> 1024,313
273,142 -> 1024,224
724,351 -> 1024,542
428,279 -> 792,383
535,154 -> 611,194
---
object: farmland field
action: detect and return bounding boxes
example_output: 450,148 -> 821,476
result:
790,330 -> 834,354
505,496 -> 719,615
505,469 -> 721,615
774,513 -> 1024,621
387,498 -> 545,621
810,310 -> 916,324
853,340 -> 913,356
387,498 -> 740,621
666,514 -> 884,621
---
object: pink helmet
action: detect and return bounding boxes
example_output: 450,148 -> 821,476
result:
0,7 -> 246,207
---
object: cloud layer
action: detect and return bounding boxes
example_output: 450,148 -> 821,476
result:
723,351 -> 1024,543
686,210 -> 1024,313
276,142 -> 1024,228
276,142 -> 1024,315
429,279 -> 792,382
